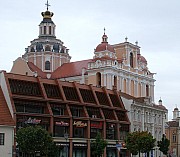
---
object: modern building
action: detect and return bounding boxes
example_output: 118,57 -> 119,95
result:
6,2 -> 168,157
0,71 -> 130,157
0,76 -> 15,157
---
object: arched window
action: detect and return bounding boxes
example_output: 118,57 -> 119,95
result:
30,47 -> 35,52
114,76 -> 117,88
45,61 -> 50,70
130,52 -> 133,68
96,72 -> 101,87
45,45 -> 51,51
146,85 -> 149,96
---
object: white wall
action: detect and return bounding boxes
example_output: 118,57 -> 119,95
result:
0,126 -> 14,157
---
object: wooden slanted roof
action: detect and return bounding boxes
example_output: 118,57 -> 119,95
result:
0,86 -> 15,126
4,72 -> 130,124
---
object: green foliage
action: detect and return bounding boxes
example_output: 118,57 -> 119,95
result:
91,132 -> 107,157
157,134 -> 170,155
125,131 -> 156,156
16,126 -> 58,156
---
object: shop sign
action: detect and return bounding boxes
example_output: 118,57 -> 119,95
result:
25,117 -> 41,124
55,121 -> 69,126
91,122 -> 103,129
56,143 -> 69,146
73,143 -> 87,147
107,144 -> 117,148
73,121 -> 87,127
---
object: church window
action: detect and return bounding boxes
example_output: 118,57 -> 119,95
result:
44,26 -> 46,34
146,85 -> 149,96
131,80 -> 134,96
45,45 -> 51,51
40,27 -> 42,34
123,79 -> 127,93
172,132 -> 176,142
49,26 -> 51,35
114,76 -> 117,88
137,110 -> 141,122
130,52 -> 133,68
96,72 -> 101,87
45,61 -> 50,70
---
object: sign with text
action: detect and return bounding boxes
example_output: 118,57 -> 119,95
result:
25,117 -> 41,124
73,121 -> 87,127
55,121 -> 69,126
90,122 -> 103,129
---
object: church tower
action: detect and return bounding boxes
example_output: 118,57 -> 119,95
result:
22,1 -> 71,73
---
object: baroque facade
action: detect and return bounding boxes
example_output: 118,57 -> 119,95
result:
7,2 -> 168,157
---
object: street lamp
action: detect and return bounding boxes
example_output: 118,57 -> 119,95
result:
64,133 -> 69,157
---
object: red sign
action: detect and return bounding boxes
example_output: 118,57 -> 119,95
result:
91,122 -> 103,129
55,121 -> 69,126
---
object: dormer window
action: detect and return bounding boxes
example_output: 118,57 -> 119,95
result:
130,52 -> 133,68
45,61 -> 50,70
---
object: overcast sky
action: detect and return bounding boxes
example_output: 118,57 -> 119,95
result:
0,0 -> 180,120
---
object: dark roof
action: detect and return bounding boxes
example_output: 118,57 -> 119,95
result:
167,121 -> 179,127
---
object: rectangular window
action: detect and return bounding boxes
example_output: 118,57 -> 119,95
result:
0,133 -> 5,145
44,26 -> 46,34
49,26 -> 51,35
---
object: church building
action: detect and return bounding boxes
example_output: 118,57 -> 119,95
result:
3,1 -> 168,157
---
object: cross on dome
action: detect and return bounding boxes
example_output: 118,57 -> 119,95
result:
45,0 -> 51,11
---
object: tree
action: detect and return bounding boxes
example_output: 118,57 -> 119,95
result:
157,134 -> 170,156
91,132 -> 107,157
125,131 -> 156,157
16,126 -> 58,156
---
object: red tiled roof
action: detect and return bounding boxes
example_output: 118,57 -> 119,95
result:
137,54 -> 147,63
95,42 -> 115,53
51,59 -> 93,79
27,62 -> 47,78
0,86 -> 15,126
